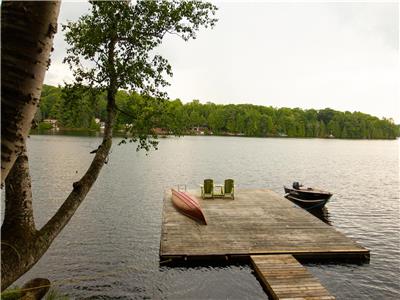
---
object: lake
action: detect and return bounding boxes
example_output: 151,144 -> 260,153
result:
2,135 -> 399,299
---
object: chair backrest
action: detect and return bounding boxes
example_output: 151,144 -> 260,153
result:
204,179 -> 213,194
224,179 -> 234,194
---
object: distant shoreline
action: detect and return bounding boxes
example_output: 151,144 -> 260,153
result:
30,129 -> 398,140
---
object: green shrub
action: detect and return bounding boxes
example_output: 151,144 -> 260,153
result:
38,122 -> 54,130
1,286 -> 22,300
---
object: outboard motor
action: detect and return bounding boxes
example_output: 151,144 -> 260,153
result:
293,182 -> 300,189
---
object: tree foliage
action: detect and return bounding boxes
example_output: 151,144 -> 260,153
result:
64,0 -> 217,92
1,0 -> 217,290
62,0 -> 217,149
38,84 -> 399,140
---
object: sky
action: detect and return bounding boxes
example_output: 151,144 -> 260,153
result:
45,1 -> 400,123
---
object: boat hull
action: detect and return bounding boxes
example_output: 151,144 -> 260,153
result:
283,186 -> 332,210
284,186 -> 332,200
171,189 -> 207,225
284,193 -> 330,209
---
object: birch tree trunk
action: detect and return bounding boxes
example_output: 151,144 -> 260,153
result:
1,1 -> 61,183
1,76 -> 117,288
1,100 -> 116,290
1,8 -> 118,286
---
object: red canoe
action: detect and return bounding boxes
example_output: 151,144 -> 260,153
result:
171,189 -> 207,225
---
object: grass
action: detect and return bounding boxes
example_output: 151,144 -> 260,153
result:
0,286 -> 22,300
45,288 -> 70,300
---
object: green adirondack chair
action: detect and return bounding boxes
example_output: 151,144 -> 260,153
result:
201,179 -> 214,199
224,179 -> 235,199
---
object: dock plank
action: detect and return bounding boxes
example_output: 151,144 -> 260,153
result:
160,189 -> 369,261
251,254 -> 335,299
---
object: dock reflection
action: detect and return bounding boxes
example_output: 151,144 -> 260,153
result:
308,207 -> 331,225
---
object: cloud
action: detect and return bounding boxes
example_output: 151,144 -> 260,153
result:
45,1 -> 400,122
44,61 -> 74,87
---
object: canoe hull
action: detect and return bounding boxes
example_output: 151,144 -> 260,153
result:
171,189 -> 207,225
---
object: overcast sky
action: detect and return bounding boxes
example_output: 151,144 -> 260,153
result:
45,1 -> 400,123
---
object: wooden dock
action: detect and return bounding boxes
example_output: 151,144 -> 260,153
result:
160,188 -> 369,298
251,254 -> 335,299
160,188 -> 369,261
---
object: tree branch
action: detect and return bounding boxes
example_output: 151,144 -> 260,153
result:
39,95 -> 116,242
1,91 -> 117,291
39,36 -> 118,243
115,105 -> 135,119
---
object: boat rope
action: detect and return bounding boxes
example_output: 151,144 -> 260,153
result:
3,188 -> 204,297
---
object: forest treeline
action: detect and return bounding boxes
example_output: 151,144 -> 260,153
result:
37,84 -> 399,139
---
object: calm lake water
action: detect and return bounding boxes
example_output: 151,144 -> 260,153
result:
2,135 -> 399,299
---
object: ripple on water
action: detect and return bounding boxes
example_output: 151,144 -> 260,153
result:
2,136 -> 398,299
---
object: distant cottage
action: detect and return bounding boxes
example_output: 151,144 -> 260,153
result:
152,128 -> 168,135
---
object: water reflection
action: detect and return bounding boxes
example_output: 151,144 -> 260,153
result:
30,129 -> 134,138
31,129 -> 102,137
308,207 -> 331,225
7,135 -> 398,299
